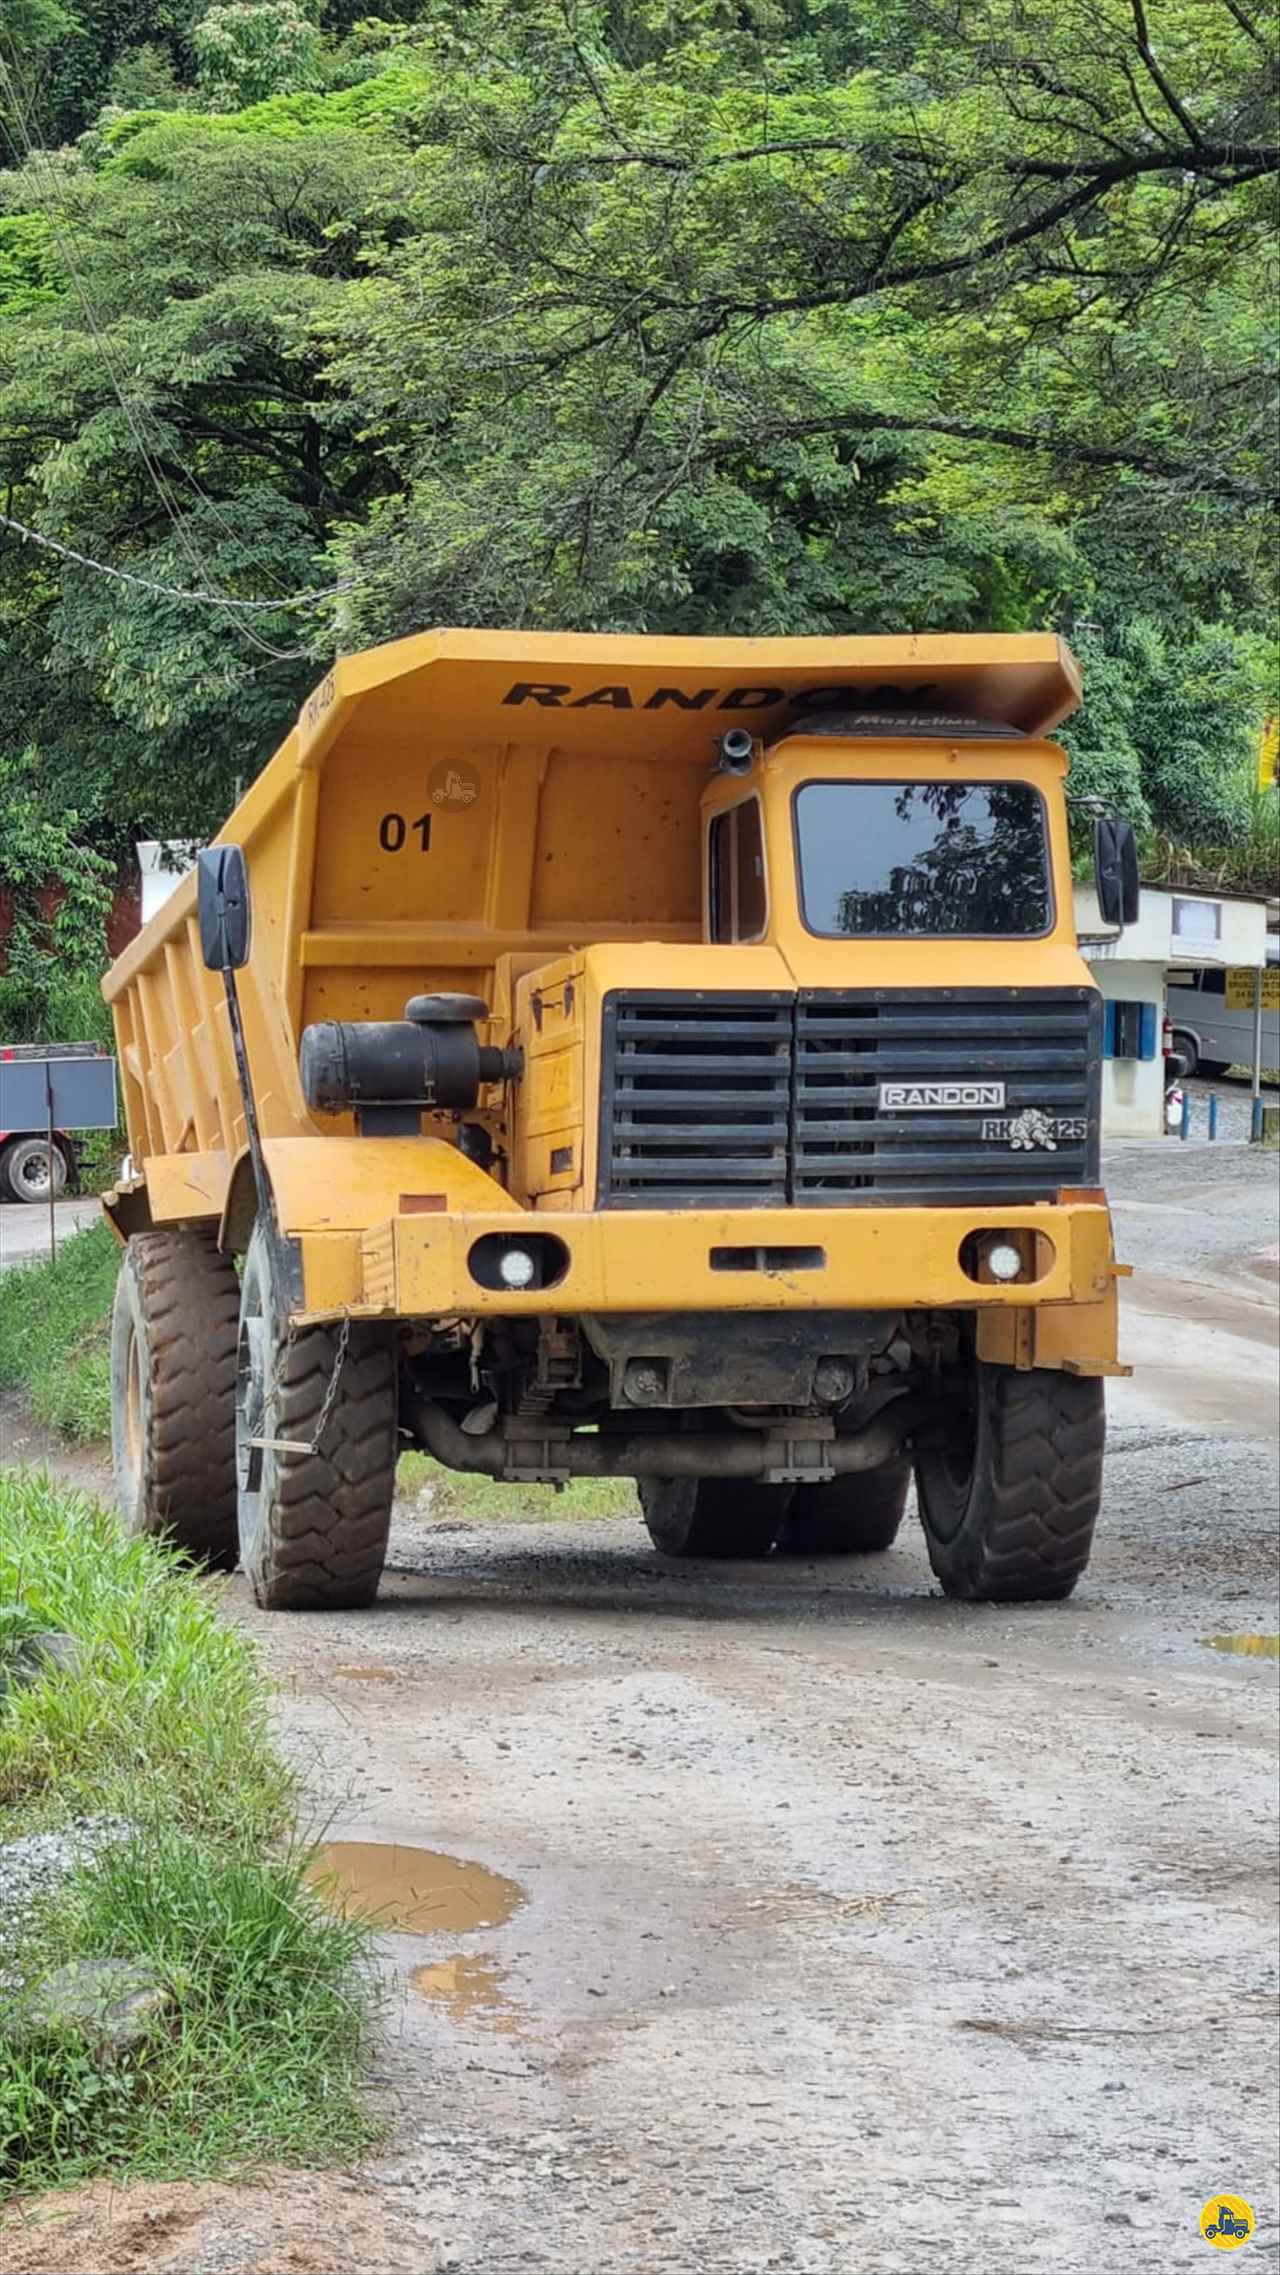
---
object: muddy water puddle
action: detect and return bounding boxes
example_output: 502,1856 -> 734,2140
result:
308,1841 -> 524,1935
1203,1633 -> 1280,1661
409,1954 -> 528,2035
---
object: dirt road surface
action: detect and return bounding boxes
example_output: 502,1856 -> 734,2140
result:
2,1147 -> 1276,2275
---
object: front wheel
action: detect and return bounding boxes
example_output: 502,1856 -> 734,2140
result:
639,1477 -> 792,1558
1168,1030 -> 1197,1080
914,1363 -> 1105,1602
236,1221 -> 398,1610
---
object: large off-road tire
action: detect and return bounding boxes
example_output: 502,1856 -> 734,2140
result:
781,1462 -> 911,1556
236,1220 -> 397,1611
914,1362 -> 1105,1602
110,1228 -> 240,1567
638,1476 -> 792,1558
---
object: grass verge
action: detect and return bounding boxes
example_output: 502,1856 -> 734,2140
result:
0,1221 -> 118,1441
0,1469 -> 377,2192
397,1447 -> 638,1523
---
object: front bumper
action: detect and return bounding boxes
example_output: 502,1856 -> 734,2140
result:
294,1200 -> 1116,1322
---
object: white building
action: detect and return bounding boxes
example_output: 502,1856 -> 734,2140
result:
136,840 -> 199,926
1074,883 -> 1270,1138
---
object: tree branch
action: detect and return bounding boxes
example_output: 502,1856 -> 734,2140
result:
706,408 -> 1276,502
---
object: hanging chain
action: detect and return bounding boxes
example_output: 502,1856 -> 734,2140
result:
307,1311 -> 351,1456
249,1310 -> 351,1458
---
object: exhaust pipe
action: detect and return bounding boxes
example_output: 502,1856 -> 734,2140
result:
408,1393 -> 948,1483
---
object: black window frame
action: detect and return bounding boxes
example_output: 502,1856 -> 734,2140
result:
791,777 -> 1056,943
708,795 -> 768,943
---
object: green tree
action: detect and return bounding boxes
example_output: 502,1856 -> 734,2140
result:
194,1 -> 322,110
0,0 -> 1273,880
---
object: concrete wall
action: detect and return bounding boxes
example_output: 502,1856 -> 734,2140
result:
1075,883 -> 1268,969
137,841 -> 198,927
1089,956 -> 1166,1139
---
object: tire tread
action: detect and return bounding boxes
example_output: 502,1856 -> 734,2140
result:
246,1254 -> 397,1611
115,1229 -> 240,1567
918,1366 -> 1105,1603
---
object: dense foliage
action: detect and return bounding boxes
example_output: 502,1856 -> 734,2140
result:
1,0 -> 1276,930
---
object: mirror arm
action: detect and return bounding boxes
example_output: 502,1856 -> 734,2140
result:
214,962 -> 301,1302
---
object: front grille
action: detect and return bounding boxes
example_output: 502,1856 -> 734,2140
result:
599,993 -> 792,1206
599,988 -> 1100,1206
793,990 -> 1100,1200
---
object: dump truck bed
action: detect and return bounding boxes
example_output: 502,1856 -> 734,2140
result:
101,630 -> 1086,1242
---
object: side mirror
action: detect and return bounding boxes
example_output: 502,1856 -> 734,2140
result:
197,845 -> 251,972
1094,816 -> 1140,930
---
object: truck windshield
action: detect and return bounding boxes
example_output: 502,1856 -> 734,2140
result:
794,781 -> 1051,937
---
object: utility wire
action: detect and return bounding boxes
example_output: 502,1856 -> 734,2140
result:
0,506 -> 356,611
0,44 -> 353,656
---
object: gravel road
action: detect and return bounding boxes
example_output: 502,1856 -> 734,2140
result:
2,1146 -> 1276,2275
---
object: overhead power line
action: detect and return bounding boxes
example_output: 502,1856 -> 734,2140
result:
0,506 -> 354,614
0,41 -> 354,659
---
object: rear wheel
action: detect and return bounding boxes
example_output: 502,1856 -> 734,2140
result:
639,1476 -> 793,1558
110,1229 -> 240,1567
236,1220 -> 398,1610
914,1361 -> 1105,1602
2,1136 -> 68,1205
781,1463 -> 911,1556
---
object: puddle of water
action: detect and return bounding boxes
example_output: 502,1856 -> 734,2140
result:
410,1954 -> 525,2034
1203,1633 -> 1280,1661
307,1842 -> 523,1935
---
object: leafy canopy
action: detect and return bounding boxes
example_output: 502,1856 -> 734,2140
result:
0,0 -> 1274,898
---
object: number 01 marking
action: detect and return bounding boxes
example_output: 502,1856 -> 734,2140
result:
378,812 -> 432,853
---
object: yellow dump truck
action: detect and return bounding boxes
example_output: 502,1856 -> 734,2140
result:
102,630 -> 1137,1611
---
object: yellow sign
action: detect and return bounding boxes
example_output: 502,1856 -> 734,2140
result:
1200,2194 -> 1255,2249
1259,716 -> 1277,793
1225,967 -> 1280,1013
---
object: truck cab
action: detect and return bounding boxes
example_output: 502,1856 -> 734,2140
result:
103,632 -> 1130,1612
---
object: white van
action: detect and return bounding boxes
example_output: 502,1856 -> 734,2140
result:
1166,947 -> 1279,1079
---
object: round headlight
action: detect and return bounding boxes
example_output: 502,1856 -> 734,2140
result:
986,1240 -> 1024,1283
497,1245 -> 537,1290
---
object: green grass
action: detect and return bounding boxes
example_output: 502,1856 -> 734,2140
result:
3,1829 -> 376,2186
0,1474 -> 286,1838
397,1448 -> 638,1523
0,1220 -> 118,1441
0,1470 -> 378,2191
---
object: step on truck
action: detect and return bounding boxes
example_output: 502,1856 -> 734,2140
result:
102,631 -> 1136,1609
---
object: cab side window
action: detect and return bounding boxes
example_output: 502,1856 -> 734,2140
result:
708,800 -> 766,942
